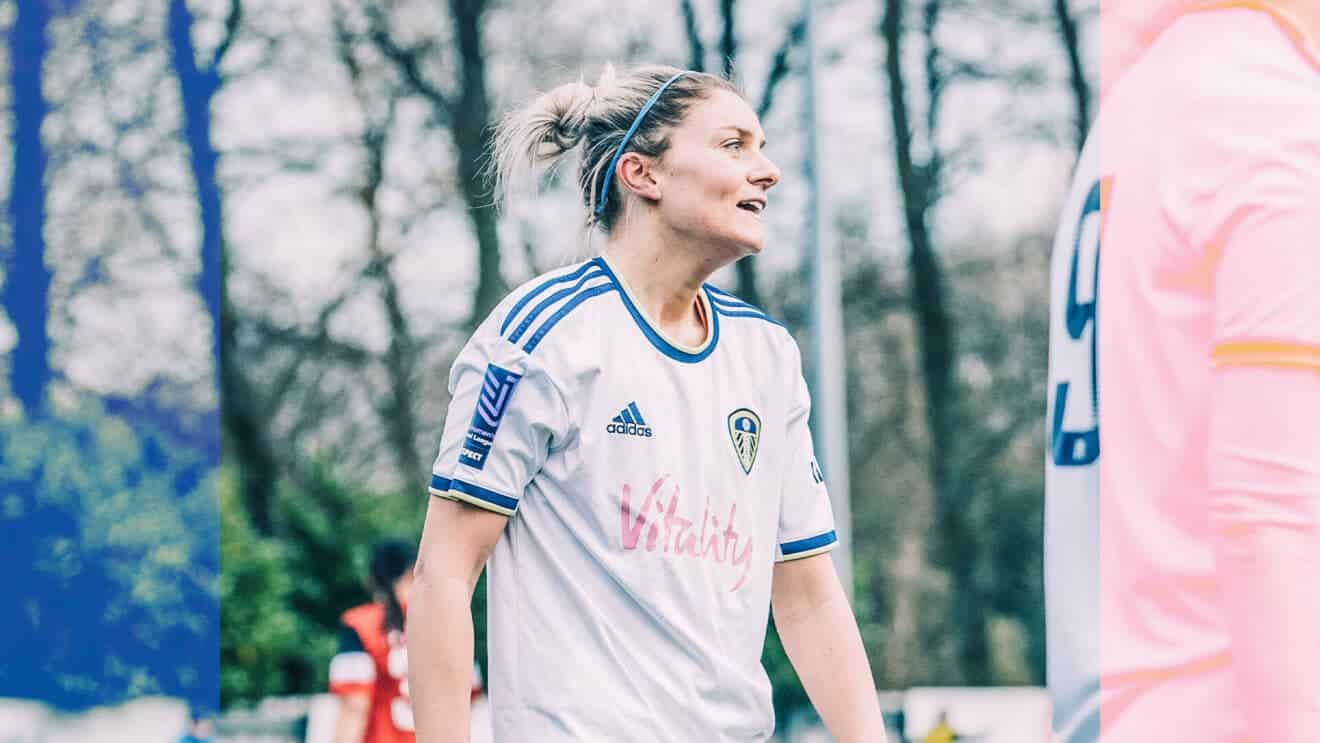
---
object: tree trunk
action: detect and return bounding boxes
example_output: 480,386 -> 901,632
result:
169,0 -> 275,532
882,0 -> 988,684
340,22 -> 425,484
680,0 -> 705,71
448,0 -> 505,328
1052,0 -> 1092,153
719,0 -> 737,78
5,0 -> 54,418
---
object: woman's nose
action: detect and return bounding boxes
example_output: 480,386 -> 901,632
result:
751,154 -> 780,189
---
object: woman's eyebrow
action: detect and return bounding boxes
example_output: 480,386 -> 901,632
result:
716,125 -> 768,147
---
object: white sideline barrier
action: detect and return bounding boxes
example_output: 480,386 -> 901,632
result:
0,688 -> 1048,742
903,686 -> 1052,743
0,697 -> 190,743
298,694 -> 491,743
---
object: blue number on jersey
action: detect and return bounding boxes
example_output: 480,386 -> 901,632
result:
1051,180 -> 1101,468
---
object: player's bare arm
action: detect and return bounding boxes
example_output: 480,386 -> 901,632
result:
772,553 -> 888,743
408,496 -> 505,743
330,693 -> 370,743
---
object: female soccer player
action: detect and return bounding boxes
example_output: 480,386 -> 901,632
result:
330,540 -> 484,743
330,539 -> 419,743
409,65 -> 886,742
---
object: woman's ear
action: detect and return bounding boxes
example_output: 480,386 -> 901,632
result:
615,152 -> 663,203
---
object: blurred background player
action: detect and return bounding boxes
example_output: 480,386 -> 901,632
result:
177,710 -> 215,743
1046,1 -> 1320,741
410,64 -> 886,742
329,539 -> 485,743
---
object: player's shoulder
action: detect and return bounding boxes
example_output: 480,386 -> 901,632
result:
702,283 -> 790,339
1103,7 -> 1320,222
473,258 -> 616,358
702,282 -> 803,367
1135,7 -> 1320,123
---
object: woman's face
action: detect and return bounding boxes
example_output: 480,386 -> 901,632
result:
648,89 -> 780,257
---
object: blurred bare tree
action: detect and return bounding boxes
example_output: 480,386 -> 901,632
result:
365,0 -> 504,329
4,0 -> 55,417
1051,0 -> 1094,152
332,0 -> 424,482
876,0 -> 1060,685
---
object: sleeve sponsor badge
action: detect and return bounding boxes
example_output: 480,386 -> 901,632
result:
459,364 -> 522,471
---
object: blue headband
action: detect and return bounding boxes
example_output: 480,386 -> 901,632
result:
595,71 -> 688,217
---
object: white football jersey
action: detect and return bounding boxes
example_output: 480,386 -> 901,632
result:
430,255 -> 836,742
1045,129 -> 1102,743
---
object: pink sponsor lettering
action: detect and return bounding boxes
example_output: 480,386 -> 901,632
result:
618,476 -> 755,592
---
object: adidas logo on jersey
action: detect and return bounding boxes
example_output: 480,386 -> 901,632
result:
606,401 -> 653,438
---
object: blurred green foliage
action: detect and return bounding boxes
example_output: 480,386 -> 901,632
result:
220,463 -> 441,707
0,396 -> 218,710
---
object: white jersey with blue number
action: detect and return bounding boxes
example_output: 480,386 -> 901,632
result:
430,255 -> 837,742
1045,132 -> 1102,743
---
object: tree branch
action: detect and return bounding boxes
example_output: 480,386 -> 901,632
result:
679,0 -> 706,71
923,0 -> 944,152
718,0 -> 736,79
366,4 -> 451,115
210,0 -> 243,72
1051,0 -> 1092,152
244,317 -> 377,366
756,15 -> 804,118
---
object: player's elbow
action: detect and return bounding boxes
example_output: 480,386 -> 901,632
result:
411,546 -> 474,610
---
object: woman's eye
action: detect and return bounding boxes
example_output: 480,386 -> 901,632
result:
723,140 -> 743,151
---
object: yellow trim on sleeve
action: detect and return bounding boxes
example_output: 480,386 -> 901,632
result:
440,488 -> 516,517
776,542 -> 837,563
1213,341 -> 1320,371
429,486 -> 515,517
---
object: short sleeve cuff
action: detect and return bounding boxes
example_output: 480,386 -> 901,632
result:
777,530 -> 838,562
440,477 -> 518,517
329,650 -> 375,694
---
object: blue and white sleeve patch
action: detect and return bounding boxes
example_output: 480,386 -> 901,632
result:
778,530 -> 838,562
458,363 -> 522,470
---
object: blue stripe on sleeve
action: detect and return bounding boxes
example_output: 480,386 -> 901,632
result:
703,284 -> 743,301
430,474 -> 452,492
500,262 -> 599,336
450,479 -> 520,511
704,286 -> 785,327
781,530 -> 838,555
712,307 -> 785,328
522,283 -> 618,353
507,269 -> 609,343
706,292 -> 759,312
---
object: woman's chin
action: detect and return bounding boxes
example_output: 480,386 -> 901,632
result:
733,230 -> 765,255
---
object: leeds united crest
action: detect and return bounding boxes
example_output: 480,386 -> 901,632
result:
727,408 -> 761,475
